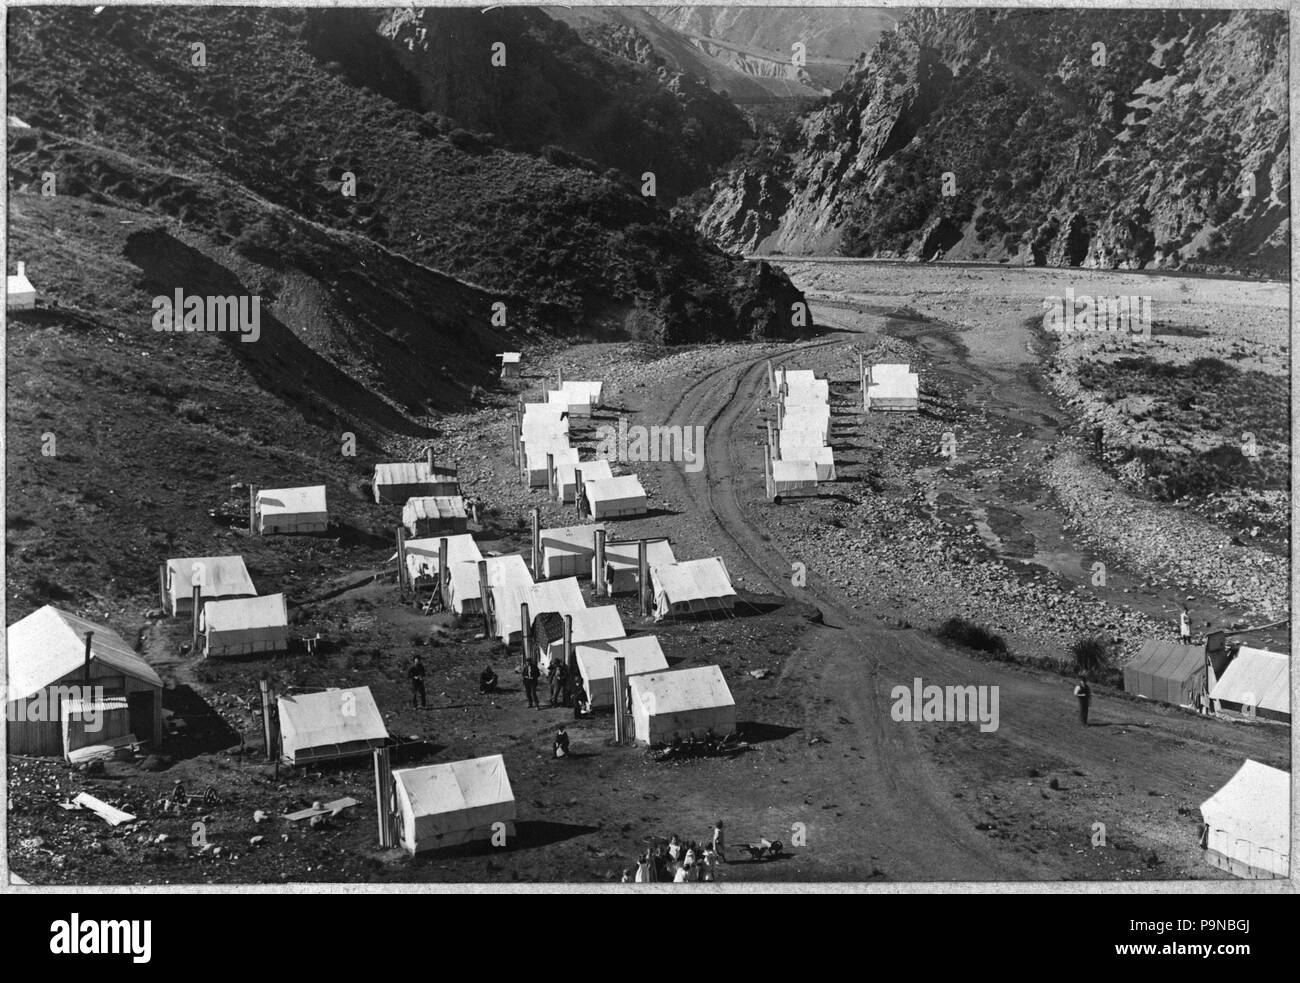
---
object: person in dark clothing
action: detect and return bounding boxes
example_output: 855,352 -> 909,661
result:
553,725 -> 570,758
523,659 -> 540,708
573,679 -> 588,719
547,661 -> 559,706
479,664 -> 498,694
553,663 -> 568,708
409,655 -> 427,709
1074,674 -> 1091,725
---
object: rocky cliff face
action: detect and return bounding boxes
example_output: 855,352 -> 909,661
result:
700,8 -> 1288,275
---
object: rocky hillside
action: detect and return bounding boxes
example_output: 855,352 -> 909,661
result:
699,8 -> 1288,275
7,6 -> 808,348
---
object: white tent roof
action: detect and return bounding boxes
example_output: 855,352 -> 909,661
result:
778,427 -> 828,451
585,475 -> 647,506
774,368 -> 816,388
404,533 -> 482,567
551,606 -> 626,647
1210,647 -> 1290,716
495,576 -> 584,642
256,485 -> 327,516
575,635 -> 670,679
1199,760 -> 1290,871
165,555 -> 256,599
651,557 -> 736,603
556,459 -> 613,489
555,380 -> 603,405
201,593 -> 288,632
393,754 -> 515,821
541,523 -> 605,556
772,459 -> 819,484
403,495 -> 467,522
6,605 -> 163,701
604,539 -> 676,570
7,268 -> 35,300
277,686 -> 388,754
448,553 -> 531,608
630,665 -> 735,717
373,461 -> 457,486
523,443 -> 577,472
867,363 -> 920,399
499,352 -> 521,364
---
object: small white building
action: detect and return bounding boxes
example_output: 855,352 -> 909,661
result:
277,686 -> 389,766
200,593 -> 289,658
7,261 -> 36,310
255,485 -> 328,534
628,666 -> 736,745
499,352 -> 521,379
535,605 -> 626,671
392,754 -> 516,855
402,495 -> 468,537
494,576 -> 585,646
650,557 -> 736,621
373,462 -> 459,504
555,459 -> 613,504
770,458 -> 819,497
446,554 -> 532,619
538,523 -> 605,579
403,534 -> 482,586
574,635 -> 670,710
866,363 -> 920,411
597,538 -> 676,596
160,555 -> 256,617
523,441 -> 577,489
584,474 -> 648,520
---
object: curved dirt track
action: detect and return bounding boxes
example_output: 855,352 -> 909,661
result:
651,319 -> 1286,882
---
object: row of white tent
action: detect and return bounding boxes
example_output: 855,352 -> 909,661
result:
766,366 -> 836,499
159,554 -> 290,659
515,383 -> 649,520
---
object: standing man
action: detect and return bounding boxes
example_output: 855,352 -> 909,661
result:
1074,674 -> 1091,726
409,653 -> 428,710
711,820 -> 726,864
523,659 -> 540,709
1179,605 -> 1191,644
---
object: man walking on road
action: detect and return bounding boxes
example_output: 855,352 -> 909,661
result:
409,654 -> 428,710
1074,674 -> 1091,726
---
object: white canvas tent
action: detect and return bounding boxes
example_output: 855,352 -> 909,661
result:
402,495 -> 468,537
373,461 -> 459,503
777,427 -> 827,457
6,605 -> 164,756
493,576 -> 585,645
7,261 -> 36,310
524,441 -> 577,489
780,406 -> 830,442
1199,760 -> 1289,878
1209,647 -> 1290,722
256,485 -> 328,534
547,380 -> 603,417
650,557 -> 737,620
403,534 -> 483,585
585,475 -> 648,519
597,539 -> 676,595
575,635 -> 670,709
392,754 -> 516,855
771,459 -> 819,496
201,593 -> 289,658
446,554 -> 531,617
628,666 -> 737,745
277,686 -> 389,765
538,605 -> 626,670
866,363 -> 920,411
161,555 -> 256,616
539,523 -> 605,579
555,459 -> 613,503
499,352 -> 521,378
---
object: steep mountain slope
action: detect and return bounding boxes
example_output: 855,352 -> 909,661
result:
699,8 -> 1288,275
311,6 -> 752,204
7,6 -> 806,345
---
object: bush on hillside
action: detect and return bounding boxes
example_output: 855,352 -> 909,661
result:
936,616 -> 1008,654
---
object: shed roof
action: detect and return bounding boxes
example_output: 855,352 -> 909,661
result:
7,605 -> 162,701
650,557 -> 735,602
403,496 -> 467,522
165,555 -> 256,598
278,686 -> 388,753
629,665 -> 735,716
373,462 -> 457,485
585,475 -> 647,505
393,754 -> 514,819
201,593 -> 288,632
257,485 -> 327,516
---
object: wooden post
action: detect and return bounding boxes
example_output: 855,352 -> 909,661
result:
530,507 -> 541,578
249,485 -> 258,535
158,562 -> 168,614
764,442 -> 773,500
613,655 -> 627,744
438,538 -> 449,609
191,585 -> 202,652
638,540 -> 650,617
858,352 -> 864,408
594,528 -> 606,596
510,421 -> 520,468
521,602 -> 532,673
546,452 -> 555,498
863,363 -> 871,411
374,747 -> 393,848
558,367 -> 564,388
563,614 -> 574,681
767,360 -> 775,397
396,527 -> 407,597
573,468 -> 583,515
477,560 -> 492,636
259,675 -> 273,761
777,399 -> 784,429
426,446 -> 435,471
82,631 -> 93,692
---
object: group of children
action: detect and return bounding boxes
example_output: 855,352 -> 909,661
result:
624,823 -> 727,884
